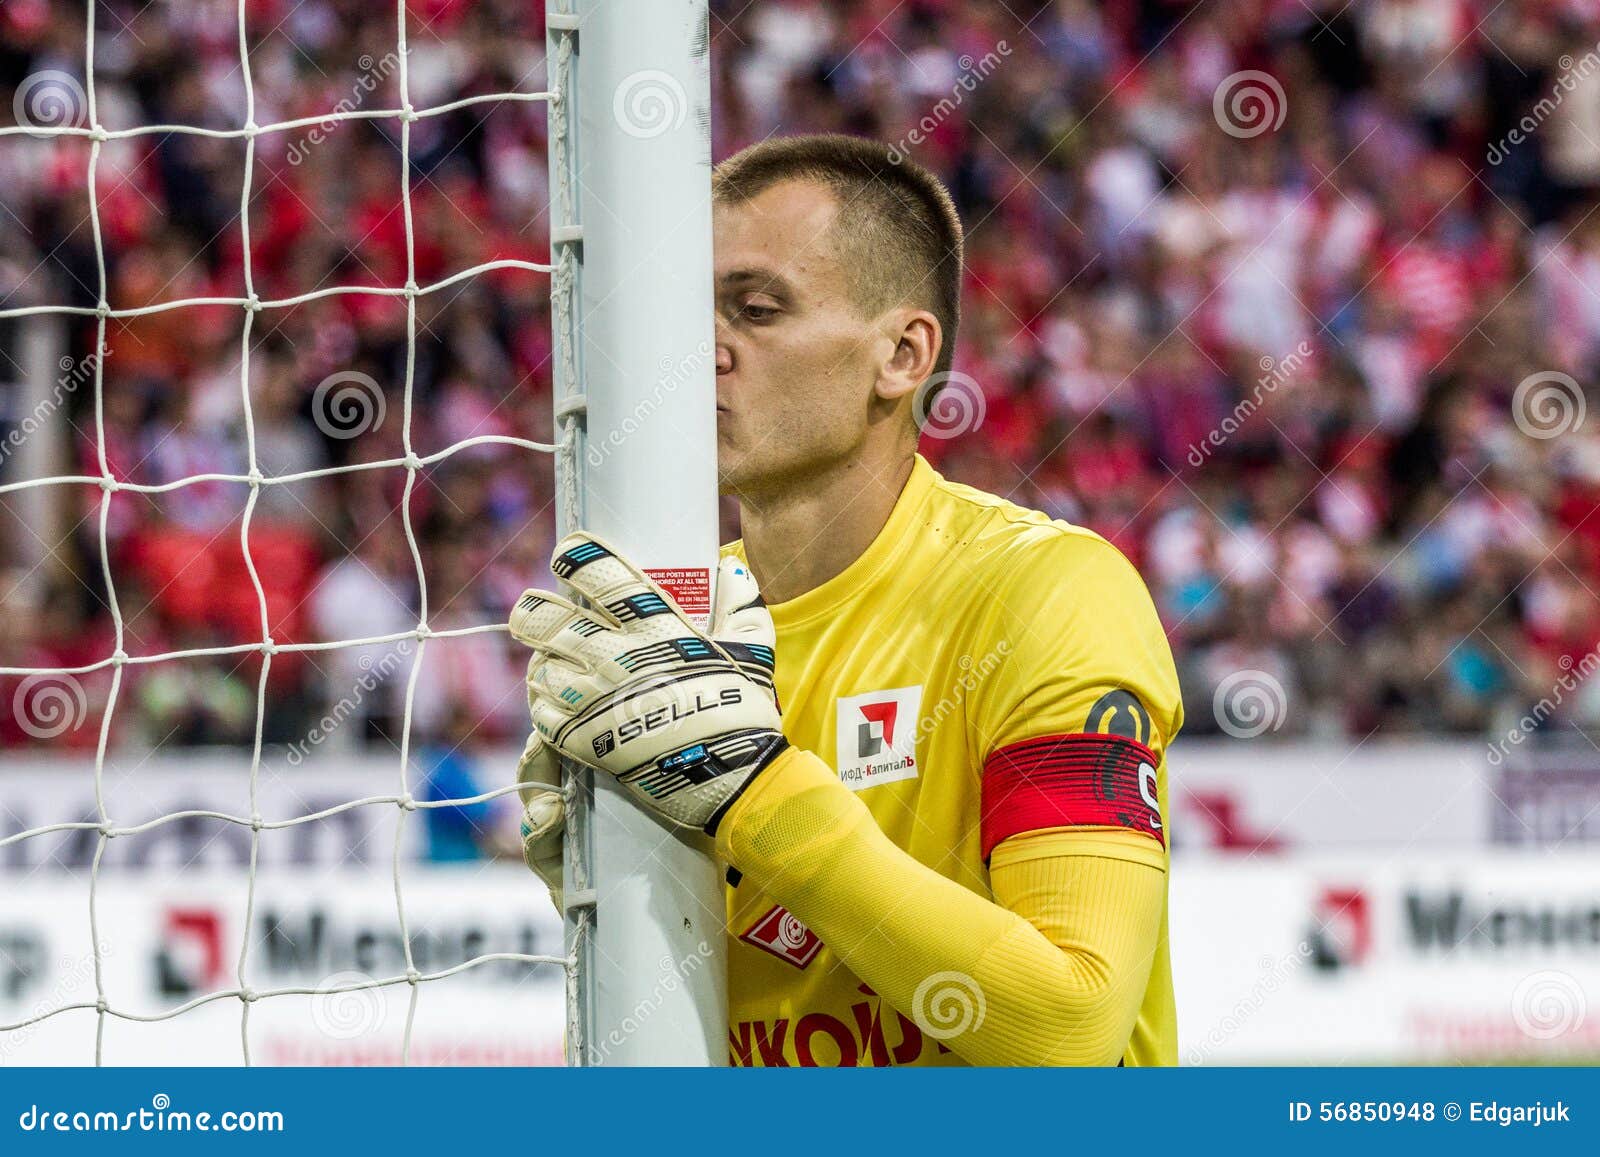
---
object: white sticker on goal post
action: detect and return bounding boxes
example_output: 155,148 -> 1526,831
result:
645,566 -> 712,629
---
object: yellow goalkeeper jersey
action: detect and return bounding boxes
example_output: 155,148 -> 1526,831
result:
722,454 -> 1180,1067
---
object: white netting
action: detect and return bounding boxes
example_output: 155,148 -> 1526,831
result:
0,1 -> 584,1064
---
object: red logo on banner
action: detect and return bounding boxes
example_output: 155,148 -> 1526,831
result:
1308,886 -> 1371,971
740,905 -> 822,970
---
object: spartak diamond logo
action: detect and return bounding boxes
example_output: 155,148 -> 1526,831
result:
740,905 -> 822,970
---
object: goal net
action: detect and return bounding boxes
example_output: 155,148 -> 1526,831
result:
0,0 -> 723,1066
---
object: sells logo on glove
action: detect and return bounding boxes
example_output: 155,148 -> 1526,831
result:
610,687 -> 745,746
834,686 -> 922,791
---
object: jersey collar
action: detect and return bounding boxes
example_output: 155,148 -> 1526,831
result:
759,453 -> 938,630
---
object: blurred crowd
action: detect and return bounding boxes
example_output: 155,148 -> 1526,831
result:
3,0 -> 1600,756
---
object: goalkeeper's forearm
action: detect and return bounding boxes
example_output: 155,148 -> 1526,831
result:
716,747 -> 1165,1067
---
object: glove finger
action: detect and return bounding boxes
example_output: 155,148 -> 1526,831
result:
525,652 -> 611,717
510,587 -> 625,668
710,556 -> 774,647
708,555 -> 756,629
709,556 -> 776,698
521,796 -> 565,911
521,791 -> 565,868
523,829 -> 564,911
515,732 -> 566,912
528,695 -> 576,747
515,729 -> 562,796
549,532 -> 694,635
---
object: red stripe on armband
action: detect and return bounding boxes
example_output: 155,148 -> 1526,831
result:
981,733 -> 1165,861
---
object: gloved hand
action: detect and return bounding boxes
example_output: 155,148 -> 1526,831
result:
515,732 -> 567,911
510,533 -> 782,904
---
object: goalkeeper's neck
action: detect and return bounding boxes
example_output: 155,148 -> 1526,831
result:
735,449 -> 916,606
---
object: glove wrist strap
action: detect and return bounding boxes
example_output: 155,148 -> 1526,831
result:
701,734 -> 790,836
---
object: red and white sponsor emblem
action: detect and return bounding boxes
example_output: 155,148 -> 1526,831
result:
834,685 -> 922,791
740,905 -> 822,970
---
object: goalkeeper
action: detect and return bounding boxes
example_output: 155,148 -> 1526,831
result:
512,135 -> 1180,1067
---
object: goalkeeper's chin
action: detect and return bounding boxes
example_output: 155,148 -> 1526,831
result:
716,450 -> 770,497
715,420 -> 752,495
716,414 -> 800,497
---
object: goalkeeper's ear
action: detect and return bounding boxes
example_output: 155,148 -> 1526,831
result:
872,306 -> 941,407
709,556 -> 774,650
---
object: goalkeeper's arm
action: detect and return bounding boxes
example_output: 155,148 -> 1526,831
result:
716,747 -> 1164,1067
508,531 -> 1167,1065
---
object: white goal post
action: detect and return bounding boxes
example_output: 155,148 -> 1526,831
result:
0,0 -> 724,1067
546,0 -> 727,1066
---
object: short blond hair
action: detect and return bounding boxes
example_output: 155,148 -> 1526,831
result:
713,134 -> 964,378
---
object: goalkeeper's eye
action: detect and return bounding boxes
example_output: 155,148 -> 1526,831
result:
736,302 -> 779,324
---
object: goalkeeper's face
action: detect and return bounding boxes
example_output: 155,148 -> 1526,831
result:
713,180 -> 927,495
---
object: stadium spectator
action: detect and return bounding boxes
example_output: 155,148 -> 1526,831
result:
3,0 -> 1599,754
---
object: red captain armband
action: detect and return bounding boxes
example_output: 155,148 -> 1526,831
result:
980,733 -> 1165,862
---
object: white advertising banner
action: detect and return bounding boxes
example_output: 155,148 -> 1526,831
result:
0,863 -> 565,1066
7,748 -> 1597,1066
1170,741 -> 1497,849
1171,849 -> 1600,1064
9,741 -> 1592,870
4,849 -> 1595,1066
0,748 -> 533,872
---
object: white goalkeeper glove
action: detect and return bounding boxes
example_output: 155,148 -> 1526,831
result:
515,733 -> 567,911
510,533 -> 785,888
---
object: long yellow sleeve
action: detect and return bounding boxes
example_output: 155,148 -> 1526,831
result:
718,746 -> 1167,1066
